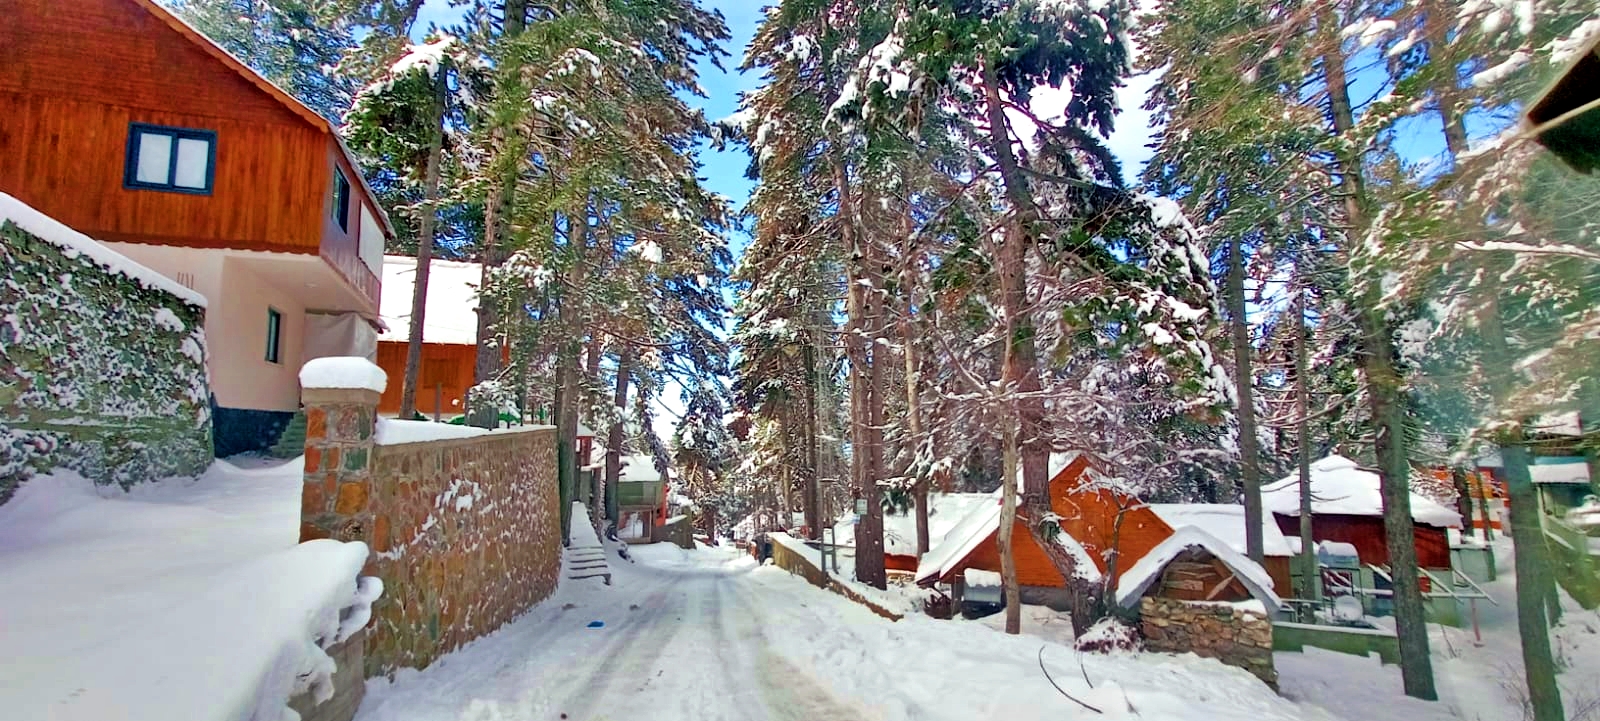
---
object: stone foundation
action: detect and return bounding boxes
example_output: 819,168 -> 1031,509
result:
1139,596 -> 1276,687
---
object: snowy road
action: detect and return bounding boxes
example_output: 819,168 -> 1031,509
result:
356,544 -> 1339,721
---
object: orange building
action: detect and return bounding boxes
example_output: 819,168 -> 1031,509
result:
916,453 -> 1175,605
375,256 -> 494,418
0,0 -> 394,454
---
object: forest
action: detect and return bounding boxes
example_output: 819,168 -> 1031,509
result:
172,1 -> 1600,718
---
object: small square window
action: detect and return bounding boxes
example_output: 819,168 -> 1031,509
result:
332,168 -> 351,232
125,123 -> 215,194
265,308 -> 282,364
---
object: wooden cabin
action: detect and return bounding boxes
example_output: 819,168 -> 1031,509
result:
376,256 -> 487,418
916,453 -> 1175,607
1150,504 -> 1294,597
1261,455 -> 1461,571
0,0 -> 394,455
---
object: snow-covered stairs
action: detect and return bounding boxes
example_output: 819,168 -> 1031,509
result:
564,502 -> 612,585
267,409 -> 307,459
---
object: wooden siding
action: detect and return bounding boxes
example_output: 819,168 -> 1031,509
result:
376,341 -> 477,417
321,148 -> 381,309
1271,513 -> 1452,570
0,0 -> 332,253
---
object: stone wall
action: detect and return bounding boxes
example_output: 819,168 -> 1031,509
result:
288,630 -> 366,721
298,378 -> 561,678
0,207 -> 212,503
1139,596 -> 1276,687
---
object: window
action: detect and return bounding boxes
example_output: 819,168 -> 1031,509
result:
331,167 -> 351,232
265,308 -> 282,364
124,123 -> 215,194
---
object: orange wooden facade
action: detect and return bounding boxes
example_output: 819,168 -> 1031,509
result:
375,342 -> 479,417
954,456 -> 1176,588
0,0 -> 381,308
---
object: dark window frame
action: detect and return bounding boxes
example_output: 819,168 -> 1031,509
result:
123,123 -> 217,195
265,307 -> 282,364
332,167 -> 351,232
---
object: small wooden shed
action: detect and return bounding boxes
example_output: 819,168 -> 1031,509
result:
1115,527 -> 1283,612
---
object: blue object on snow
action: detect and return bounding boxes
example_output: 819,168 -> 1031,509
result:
586,620 -> 605,629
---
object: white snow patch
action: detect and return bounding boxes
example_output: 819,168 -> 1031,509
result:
1261,454 -> 1462,528
379,255 -> 484,345
374,418 -> 490,445
0,459 -> 379,721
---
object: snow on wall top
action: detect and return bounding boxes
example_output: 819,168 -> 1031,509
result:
1114,526 -> 1282,613
374,418 -> 488,445
379,255 -> 483,345
1150,504 -> 1293,557
0,192 -> 207,308
300,356 -> 388,393
1261,454 -> 1463,528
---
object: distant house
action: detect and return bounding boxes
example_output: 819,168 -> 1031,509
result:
915,453 -> 1174,608
831,493 -> 995,573
0,0 -> 395,455
1260,455 -> 1462,571
615,454 -> 673,543
1149,504 -> 1294,597
375,255 -> 486,418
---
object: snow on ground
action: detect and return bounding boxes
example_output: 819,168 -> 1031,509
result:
1276,535 -> 1600,721
357,540 -> 1339,721
0,457 -> 376,721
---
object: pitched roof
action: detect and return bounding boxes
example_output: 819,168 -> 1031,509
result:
1261,454 -> 1463,528
128,0 -> 397,239
1113,527 -> 1282,613
831,492 -> 995,557
1149,504 -> 1293,557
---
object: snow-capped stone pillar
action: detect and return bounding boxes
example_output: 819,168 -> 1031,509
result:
298,357 -> 387,546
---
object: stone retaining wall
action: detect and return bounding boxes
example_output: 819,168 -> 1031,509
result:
1139,596 -> 1276,687
299,380 -> 560,678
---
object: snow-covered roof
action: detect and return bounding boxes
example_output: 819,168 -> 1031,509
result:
0,192 -> 207,308
831,493 -> 995,557
618,454 -> 669,484
1261,454 -> 1462,528
1530,460 -> 1591,485
1114,527 -> 1282,613
915,498 -> 1002,586
379,255 -> 483,345
1149,504 -> 1293,557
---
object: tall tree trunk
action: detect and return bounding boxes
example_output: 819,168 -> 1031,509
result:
1229,236 -> 1266,563
804,340 -> 822,541
999,423 -> 1023,635
863,230 -> 888,590
553,211 -> 590,544
836,159 -> 886,588
606,350 -> 630,529
900,212 -> 930,556
471,0 -> 529,395
1481,274 -> 1566,721
399,73 -> 448,419
1295,288 -> 1318,604
1324,45 -> 1437,700
1452,468 -> 1475,540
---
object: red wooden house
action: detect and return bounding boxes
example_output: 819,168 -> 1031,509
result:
916,453 -> 1175,606
0,0 -> 394,455
1261,455 -> 1461,570
376,256 -> 486,418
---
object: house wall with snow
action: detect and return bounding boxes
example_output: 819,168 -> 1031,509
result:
0,194 -> 212,502
297,358 -> 561,676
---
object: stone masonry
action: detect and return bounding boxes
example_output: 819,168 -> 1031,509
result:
1139,596 -> 1277,688
300,379 -> 561,678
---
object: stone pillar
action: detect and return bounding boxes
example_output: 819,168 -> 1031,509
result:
299,373 -> 381,547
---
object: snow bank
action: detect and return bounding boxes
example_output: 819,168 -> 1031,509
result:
0,460 -> 380,721
1261,454 -> 1462,528
1115,526 -> 1282,612
375,418 -> 489,445
300,356 -> 388,393
0,192 -> 206,307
